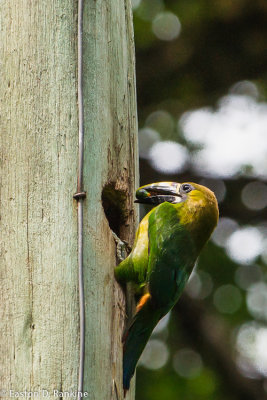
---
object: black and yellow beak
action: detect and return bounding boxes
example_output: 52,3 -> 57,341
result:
134,182 -> 182,205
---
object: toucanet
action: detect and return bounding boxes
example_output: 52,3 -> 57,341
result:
115,181 -> 219,392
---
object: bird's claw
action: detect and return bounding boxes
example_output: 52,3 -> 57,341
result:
112,231 -> 129,263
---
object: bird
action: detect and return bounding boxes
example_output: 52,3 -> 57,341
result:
115,181 -> 219,393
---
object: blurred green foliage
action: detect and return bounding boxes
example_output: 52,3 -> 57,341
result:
133,1 -> 267,399
135,0 -> 267,115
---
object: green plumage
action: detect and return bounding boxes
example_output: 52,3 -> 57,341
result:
115,181 -> 219,391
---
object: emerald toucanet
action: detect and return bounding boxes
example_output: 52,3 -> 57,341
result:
115,181 -> 219,392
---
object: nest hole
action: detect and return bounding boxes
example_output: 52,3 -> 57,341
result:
102,183 -> 127,236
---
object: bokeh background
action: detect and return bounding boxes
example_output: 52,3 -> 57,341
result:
132,1 -> 267,399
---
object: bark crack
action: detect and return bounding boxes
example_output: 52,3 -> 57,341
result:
26,161 -> 34,385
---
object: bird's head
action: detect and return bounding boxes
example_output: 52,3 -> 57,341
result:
135,181 -> 219,247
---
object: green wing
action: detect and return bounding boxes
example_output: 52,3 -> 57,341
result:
115,201 -> 196,310
146,202 -> 195,312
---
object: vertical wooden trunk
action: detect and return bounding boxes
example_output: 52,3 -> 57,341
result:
0,1 -> 138,399
82,1 -> 138,399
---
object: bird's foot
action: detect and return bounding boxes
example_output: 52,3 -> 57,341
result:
123,240 -> 132,254
112,231 -> 129,263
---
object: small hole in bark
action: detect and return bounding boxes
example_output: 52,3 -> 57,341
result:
102,183 -> 127,236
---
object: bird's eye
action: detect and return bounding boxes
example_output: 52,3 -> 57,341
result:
181,184 -> 192,193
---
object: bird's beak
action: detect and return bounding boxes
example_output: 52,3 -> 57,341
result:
134,182 -> 182,205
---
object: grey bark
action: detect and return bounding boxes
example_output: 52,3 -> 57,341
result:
0,1 -> 138,399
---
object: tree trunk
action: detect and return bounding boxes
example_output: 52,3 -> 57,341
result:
0,1 -> 138,399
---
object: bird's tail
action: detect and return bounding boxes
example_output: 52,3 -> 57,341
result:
123,294 -> 161,392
